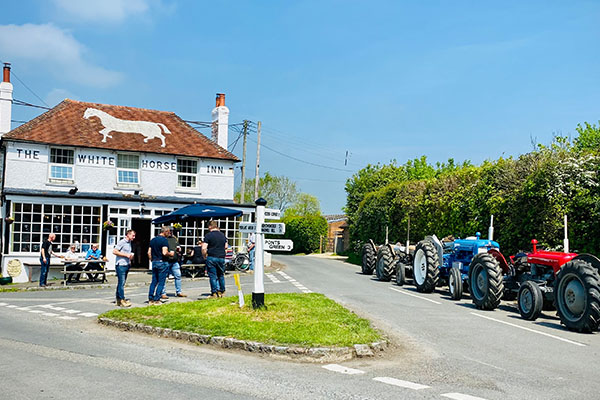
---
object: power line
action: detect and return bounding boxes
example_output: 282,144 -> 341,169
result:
0,59 -> 50,108
13,99 -> 51,110
248,136 -> 356,172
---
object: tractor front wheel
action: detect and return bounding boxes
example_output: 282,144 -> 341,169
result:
469,253 -> 504,310
376,245 -> 395,282
361,243 -> 376,275
412,240 -> 440,293
554,260 -> 600,333
396,263 -> 406,286
448,267 -> 463,300
517,281 -> 543,321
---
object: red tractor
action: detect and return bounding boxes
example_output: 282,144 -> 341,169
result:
485,239 -> 600,333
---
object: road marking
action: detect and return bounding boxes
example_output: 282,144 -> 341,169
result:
322,364 -> 365,375
470,313 -> 586,347
78,312 -> 98,317
373,377 -> 430,390
389,287 -> 442,305
58,316 -> 78,320
63,309 -> 81,314
28,310 -> 45,314
0,302 -> 7,306
15,307 -> 31,310
42,312 -> 59,317
6,305 -> 17,308
275,271 -> 312,294
441,392 -> 488,400
265,273 -> 281,283
51,306 -> 67,311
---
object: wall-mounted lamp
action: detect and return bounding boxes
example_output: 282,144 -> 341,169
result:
140,201 -> 146,215
68,187 -> 78,195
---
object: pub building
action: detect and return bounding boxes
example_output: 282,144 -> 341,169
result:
0,63 -> 254,283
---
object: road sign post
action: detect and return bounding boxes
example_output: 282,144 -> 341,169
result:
252,198 -> 267,309
264,239 -> 294,251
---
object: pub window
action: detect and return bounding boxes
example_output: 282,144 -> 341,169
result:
11,202 -> 101,254
49,148 -> 74,181
117,153 -> 140,185
177,158 -> 197,188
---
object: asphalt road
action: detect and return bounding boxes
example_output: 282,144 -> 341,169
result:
0,256 -> 598,399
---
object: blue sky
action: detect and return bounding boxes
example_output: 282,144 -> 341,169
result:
1,1 -> 599,214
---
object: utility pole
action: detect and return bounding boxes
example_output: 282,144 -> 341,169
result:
240,120 -> 248,203
254,121 -> 261,201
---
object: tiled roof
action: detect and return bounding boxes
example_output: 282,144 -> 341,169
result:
324,214 -> 347,222
3,99 -> 239,161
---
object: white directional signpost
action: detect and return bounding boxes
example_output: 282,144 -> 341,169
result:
264,208 -> 281,220
250,200 -> 286,309
264,239 -> 294,252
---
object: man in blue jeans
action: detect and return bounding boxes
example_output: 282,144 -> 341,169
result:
148,226 -> 172,305
202,220 -> 228,298
161,227 -> 187,299
112,230 -> 136,307
39,233 -> 57,287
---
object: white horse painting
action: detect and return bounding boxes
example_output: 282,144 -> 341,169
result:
83,108 -> 171,147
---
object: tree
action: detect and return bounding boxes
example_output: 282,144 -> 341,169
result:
285,193 -> 321,217
235,172 -> 298,211
574,121 -> 600,152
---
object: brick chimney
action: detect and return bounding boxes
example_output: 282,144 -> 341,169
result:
0,63 -> 13,135
211,93 -> 229,149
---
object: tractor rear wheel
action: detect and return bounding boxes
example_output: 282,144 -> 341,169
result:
412,240 -> 439,293
554,259 -> 600,333
448,267 -> 463,300
376,245 -> 395,282
396,263 -> 406,286
469,253 -> 504,310
518,281 -> 543,321
361,243 -> 376,275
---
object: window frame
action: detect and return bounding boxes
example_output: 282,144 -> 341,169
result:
176,157 -> 198,189
116,153 -> 140,186
48,147 -> 75,183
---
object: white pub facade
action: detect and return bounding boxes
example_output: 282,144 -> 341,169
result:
0,64 -> 253,282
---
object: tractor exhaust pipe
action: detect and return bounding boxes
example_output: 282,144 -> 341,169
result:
488,214 -> 494,241
564,215 -> 569,253
406,216 -> 411,251
385,226 -> 389,246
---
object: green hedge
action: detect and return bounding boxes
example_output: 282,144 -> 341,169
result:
282,215 -> 328,254
347,136 -> 600,256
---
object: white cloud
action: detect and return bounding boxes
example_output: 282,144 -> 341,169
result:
45,88 -> 78,107
52,0 -> 149,23
0,23 -> 123,88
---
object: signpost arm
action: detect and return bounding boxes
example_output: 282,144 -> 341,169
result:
253,198 -> 267,308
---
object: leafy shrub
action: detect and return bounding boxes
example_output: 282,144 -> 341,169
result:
282,215 -> 328,254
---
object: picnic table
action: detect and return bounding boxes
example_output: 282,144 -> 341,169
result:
61,259 -> 107,287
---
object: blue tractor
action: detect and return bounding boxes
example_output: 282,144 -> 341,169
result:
412,230 -> 504,306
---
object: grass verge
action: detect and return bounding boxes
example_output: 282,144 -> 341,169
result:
100,292 -> 381,347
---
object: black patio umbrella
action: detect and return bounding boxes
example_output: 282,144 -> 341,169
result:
152,204 -> 243,225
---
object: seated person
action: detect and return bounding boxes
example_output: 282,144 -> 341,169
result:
187,239 -> 206,276
85,243 -> 103,282
64,244 -> 83,283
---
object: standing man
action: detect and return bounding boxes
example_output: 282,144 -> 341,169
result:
113,230 -> 135,307
148,226 -> 172,305
161,227 -> 187,298
39,233 -> 58,287
202,220 -> 228,298
247,232 -> 256,271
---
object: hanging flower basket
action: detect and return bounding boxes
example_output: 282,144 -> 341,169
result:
103,220 -> 116,231
4,217 -> 14,225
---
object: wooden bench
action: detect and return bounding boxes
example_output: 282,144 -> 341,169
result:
180,263 -> 205,278
24,260 -> 107,286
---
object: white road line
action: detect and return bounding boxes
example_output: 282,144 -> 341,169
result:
373,377 -> 430,390
28,310 -> 45,314
6,305 -> 17,308
302,290 -> 312,293
63,309 -> 81,314
58,316 -> 78,320
15,307 -> 31,310
78,312 -> 98,317
470,313 -> 586,347
42,312 -> 59,317
441,392 -> 488,400
322,364 -> 365,375
39,305 -> 54,309
51,307 -> 66,311
265,274 -> 281,283
389,287 -> 442,305
0,302 -> 7,306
